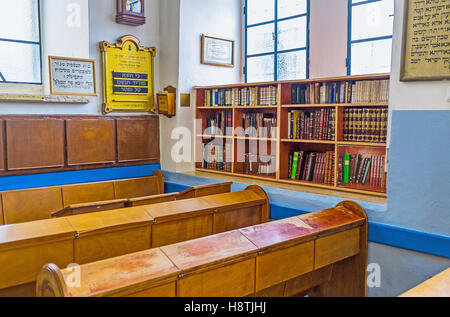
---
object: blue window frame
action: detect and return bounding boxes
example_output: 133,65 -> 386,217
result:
0,0 -> 42,84
244,0 -> 310,83
347,0 -> 394,75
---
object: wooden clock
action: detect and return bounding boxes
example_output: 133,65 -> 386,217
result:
116,0 -> 146,26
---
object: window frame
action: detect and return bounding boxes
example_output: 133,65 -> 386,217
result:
0,0 -> 43,85
347,0 -> 394,75
244,0 -> 310,83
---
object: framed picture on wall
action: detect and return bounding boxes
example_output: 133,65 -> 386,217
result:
201,34 -> 235,68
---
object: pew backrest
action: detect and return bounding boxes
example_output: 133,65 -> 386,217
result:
0,170 -> 164,225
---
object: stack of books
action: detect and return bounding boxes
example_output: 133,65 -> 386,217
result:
290,79 -> 389,104
338,154 -> 386,188
343,107 -> 388,143
288,109 -> 335,141
205,110 -> 233,136
241,113 -> 277,138
204,85 -> 278,107
288,151 -> 335,185
244,153 -> 276,177
202,143 -> 233,172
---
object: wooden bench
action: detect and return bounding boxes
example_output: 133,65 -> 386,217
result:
36,201 -> 368,297
0,185 -> 269,297
52,182 -> 233,217
400,268 -> 450,297
0,170 -> 164,225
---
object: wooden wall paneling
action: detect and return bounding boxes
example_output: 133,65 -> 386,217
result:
5,119 -> 65,170
116,117 -> 160,163
62,182 -> 116,207
66,119 -> 116,166
2,187 -> 64,224
0,120 -> 4,171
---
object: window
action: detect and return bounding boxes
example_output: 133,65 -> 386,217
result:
348,0 -> 394,75
0,0 -> 42,84
245,0 -> 309,83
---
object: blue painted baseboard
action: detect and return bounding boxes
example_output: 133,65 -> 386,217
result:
0,164 -> 161,191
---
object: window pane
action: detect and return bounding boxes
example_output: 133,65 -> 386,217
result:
277,16 -> 307,51
247,0 -> 274,25
352,0 -> 394,41
0,0 -> 39,42
351,39 -> 392,75
247,23 -> 275,55
278,50 -> 307,80
278,0 -> 307,19
247,55 -> 275,83
0,41 -> 41,83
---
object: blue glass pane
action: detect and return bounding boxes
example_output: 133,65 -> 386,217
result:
247,23 -> 275,55
352,0 -> 394,41
351,39 -> 392,75
0,41 -> 41,83
247,0 -> 275,25
0,0 -> 40,42
278,50 -> 307,80
247,54 -> 275,83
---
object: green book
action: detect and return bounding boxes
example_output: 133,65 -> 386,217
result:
344,154 -> 350,184
291,152 -> 299,180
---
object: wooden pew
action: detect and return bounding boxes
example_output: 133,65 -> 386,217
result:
0,170 -> 164,225
0,185 -> 269,297
400,268 -> 450,297
51,199 -> 129,217
36,201 -> 368,297
126,182 -> 233,207
51,181 -> 232,218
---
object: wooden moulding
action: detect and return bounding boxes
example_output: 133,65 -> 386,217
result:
36,201 -> 368,297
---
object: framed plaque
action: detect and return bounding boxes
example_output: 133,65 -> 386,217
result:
201,34 -> 235,68
401,0 -> 450,81
49,56 -> 97,96
100,35 -> 157,113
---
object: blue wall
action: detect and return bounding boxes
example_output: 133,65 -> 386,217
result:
384,111 -> 450,237
0,164 -> 161,191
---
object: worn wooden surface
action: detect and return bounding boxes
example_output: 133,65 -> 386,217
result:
37,201 -> 368,297
400,268 -> 450,297
62,182 -> 116,207
52,199 -> 128,217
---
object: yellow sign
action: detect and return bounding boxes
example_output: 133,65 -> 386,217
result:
401,0 -> 450,81
100,35 -> 157,113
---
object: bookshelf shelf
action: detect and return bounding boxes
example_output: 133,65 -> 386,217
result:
195,74 -> 390,197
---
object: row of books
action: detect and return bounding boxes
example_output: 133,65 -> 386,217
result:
202,143 -> 233,173
290,80 -> 390,105
287,151 -> 335,185
205,110 -> 233,136
288,109 -> 335,141
338,154 -> 386,188
203,86 -> 278,107
243,154 -> 276,177
241,113 -> 277,138
343,107 -> 388,143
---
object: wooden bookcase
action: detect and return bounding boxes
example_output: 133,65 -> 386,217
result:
195,74 -> 389,197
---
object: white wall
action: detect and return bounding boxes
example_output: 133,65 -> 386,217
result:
159,0 -> 242,172
0,0 -> 161,115
309,0 -> 348,78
